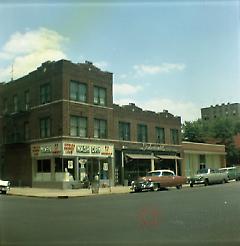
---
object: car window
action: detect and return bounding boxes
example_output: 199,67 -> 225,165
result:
162,171 -> 173,176
148,172 -> 161,176
197,169 -> 208,174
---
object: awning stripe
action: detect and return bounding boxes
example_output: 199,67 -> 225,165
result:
126,154 -> 158,160
157,155 -> 182,160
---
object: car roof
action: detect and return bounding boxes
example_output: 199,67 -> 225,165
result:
219,167 -> 236,170
148,169 -> 174,173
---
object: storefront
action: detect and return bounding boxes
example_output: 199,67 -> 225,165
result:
31,141 -> 114,189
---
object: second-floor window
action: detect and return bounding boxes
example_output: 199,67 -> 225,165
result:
119,122 -> 130,141
170,129 -> 179,145
3,98 -> 8,114
137,124 -> 148,142
40,117 -> 51,138
40,83 -> 51,104
24,90 -> 30,110
70,116 -> 87,137
156,127 -> 165,144
13,95 -> 18,112
94,86 -> 106,106
94,119 -> 107,139
24,122 -> 30,140
70,80 -> 87,102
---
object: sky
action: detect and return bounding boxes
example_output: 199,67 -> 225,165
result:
0,0 -> 239,122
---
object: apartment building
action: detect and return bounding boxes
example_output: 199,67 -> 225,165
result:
0,59 -> 184,188
201,103 -> 240,121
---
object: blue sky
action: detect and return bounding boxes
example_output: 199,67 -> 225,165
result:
0,0 -> 239,122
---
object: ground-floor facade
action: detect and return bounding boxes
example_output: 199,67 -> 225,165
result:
1,139 -> 226,189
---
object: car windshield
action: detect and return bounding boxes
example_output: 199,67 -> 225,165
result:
197,169 -> 208,174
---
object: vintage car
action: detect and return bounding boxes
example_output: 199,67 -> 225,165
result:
131,170 -> 187,192
189,168 -> 228,187
0,179 -> 10,194
219,166 -> 240,181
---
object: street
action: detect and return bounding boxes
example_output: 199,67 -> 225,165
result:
1,182 -> 240,246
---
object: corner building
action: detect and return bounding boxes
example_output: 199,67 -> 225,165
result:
0,60 -> 182,188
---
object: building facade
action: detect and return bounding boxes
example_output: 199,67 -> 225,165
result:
201,103 -> 240,121
0,60 -> 183,188
182,141 -> 226,178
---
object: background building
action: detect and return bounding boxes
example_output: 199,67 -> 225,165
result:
201,103 -> 240,121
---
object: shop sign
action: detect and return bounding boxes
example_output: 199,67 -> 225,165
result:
31,143 -> 61,157
68,160 -> 74,169
63,142 -> 114,157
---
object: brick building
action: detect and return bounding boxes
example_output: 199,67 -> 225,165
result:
201,103 -> 240,121
0,60 -> 183,188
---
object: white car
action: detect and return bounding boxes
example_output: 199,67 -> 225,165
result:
0,179 -> 10,194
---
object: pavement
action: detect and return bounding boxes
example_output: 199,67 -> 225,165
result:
7,185 -> 132,198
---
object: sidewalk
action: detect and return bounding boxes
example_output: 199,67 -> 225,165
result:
7,186 -> 131,198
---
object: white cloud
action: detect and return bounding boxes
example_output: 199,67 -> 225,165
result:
138,98 -> 199,122
114,97 -> 200,122
0,27 -> 68,81
133,63 -> 186,76
113,83 -> 143,96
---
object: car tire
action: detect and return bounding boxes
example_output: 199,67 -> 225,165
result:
204,179 -> 209,186
190,183 -> 194,188
1,191 -> 7,195
176,185 -> 182,189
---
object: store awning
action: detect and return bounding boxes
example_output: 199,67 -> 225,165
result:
126,154 -> 158,160
157,155 -> 182,160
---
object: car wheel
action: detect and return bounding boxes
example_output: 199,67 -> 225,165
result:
190,183 -> 194,188
204,179 -> 209,186
1,191 -> 7,194
176,184 -> 182,189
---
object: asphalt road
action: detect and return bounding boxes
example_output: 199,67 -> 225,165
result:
1,182 -> 240,246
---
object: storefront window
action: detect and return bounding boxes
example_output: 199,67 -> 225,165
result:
37,159 -> 51,172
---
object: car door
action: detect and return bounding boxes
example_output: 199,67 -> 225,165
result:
161,171 -> 174,187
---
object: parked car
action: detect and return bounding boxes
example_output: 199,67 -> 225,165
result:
0,179 -> 10,194
189,168 -> 228,187
219,166 -> 240,181
131,170 -> 187,192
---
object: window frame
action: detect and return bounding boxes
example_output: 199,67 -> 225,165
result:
94,119 -> 107,139
70,116 -> 88,137
40,83 -> 51,104
119,121 -> 131,141
137,124 -> 148,142
93,86 -> 107,106
70,80 -> 87,103
40,117 -> 51,138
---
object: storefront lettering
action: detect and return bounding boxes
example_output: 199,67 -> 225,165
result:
64,143 -> 75,154
91,146 -> 101,154
76,145 -> 90,153
40,146 -> 52,153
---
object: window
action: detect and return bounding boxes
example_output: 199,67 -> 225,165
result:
70,80 -> 87,102
94,86 -> 106,106
94,119 -> 107,139
119,122 -> 130,141
40,83 -> 51,104
37,159 -> 51,172
70,116 -> 87,137
40,118 -> 51,138
156,127 -> 165,144
24,90 -> 30,110
3,98 -> 8,114
170,129 -> 179,145
24,122 -> 30,140
13,95 -> 18,112
200,164 -> 206,170
137,124 -> 148,142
